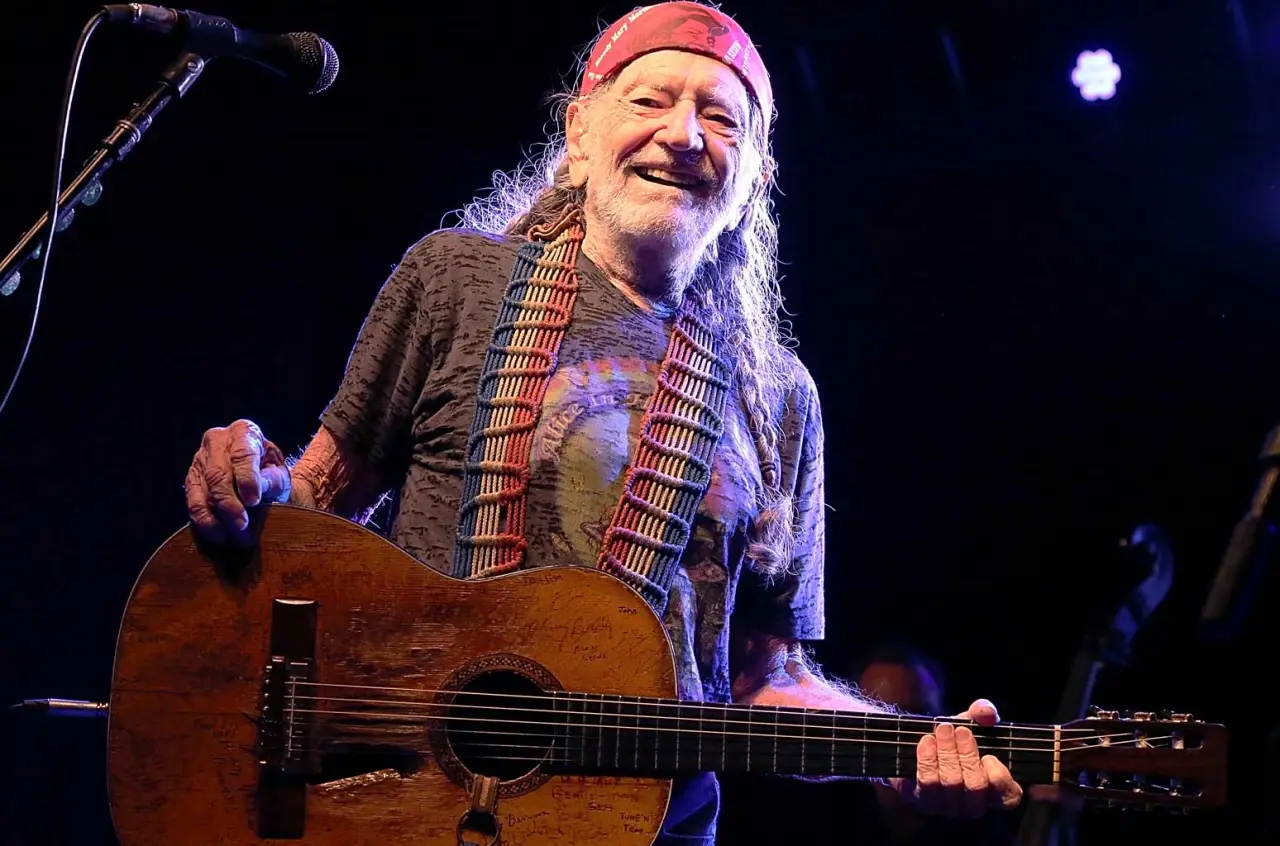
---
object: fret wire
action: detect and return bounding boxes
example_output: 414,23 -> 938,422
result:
575,693 -> 583,769
555,693 -> 564,768
720,702 -> 727,772
548,693 -> 556,766
652,698 -> 660,772
894,714 -> 902,776
633,696 -> 640,771
614,691 -> 624,773
861,713 -> 867,775
570,691 -> 581,767
583,693 -> 590,769
830,710 -> 837,773
696,702 -> 703,770
580,692 -> 590,769
799,707 -> 807,775
674,700 -> 681,772
593,692 -> 603,769
770,704 -> 777,774
1006,725 -> 1014,779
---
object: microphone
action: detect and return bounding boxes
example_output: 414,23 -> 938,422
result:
101,4 -> 339,94
1200,424 -> 1280,640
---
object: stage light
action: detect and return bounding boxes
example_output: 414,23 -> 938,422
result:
1071,49 -> 1121,100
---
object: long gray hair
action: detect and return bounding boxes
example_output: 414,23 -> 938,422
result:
452,41 -> 798,579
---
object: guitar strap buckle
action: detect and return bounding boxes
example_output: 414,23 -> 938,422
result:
457,774 -> 502,846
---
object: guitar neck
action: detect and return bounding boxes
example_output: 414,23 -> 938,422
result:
543,693 -> 1059,785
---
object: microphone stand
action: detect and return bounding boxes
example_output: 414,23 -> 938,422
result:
1198,424 -> 1280,640
0,50 -> 208,297
2,48 -> 205,843
1197,425 -> 1280,839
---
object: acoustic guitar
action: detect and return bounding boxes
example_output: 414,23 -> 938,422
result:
105,505 -> 1227,845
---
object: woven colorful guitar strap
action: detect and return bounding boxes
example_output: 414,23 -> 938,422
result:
452,209 -> 733,612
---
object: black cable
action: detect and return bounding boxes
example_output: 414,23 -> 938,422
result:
0,11 -> 107,419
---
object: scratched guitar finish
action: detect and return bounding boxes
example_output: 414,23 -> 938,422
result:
106,505 -> 1227,845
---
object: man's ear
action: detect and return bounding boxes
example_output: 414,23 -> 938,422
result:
566,101 -> 590,188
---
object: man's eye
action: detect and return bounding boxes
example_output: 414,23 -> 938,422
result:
633,98 -> 664,108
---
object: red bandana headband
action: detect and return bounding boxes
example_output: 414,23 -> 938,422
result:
580,2 -> 773,123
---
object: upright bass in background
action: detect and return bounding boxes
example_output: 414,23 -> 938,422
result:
1016,524 -> 1175,846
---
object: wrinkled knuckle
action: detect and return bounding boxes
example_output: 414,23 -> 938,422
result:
230,435 -> 265,465
238,473 -> 263,496
228,442 -> 259,466
204,463 -> 233,495
200,426 -> 228,450
231,418 -> 263,439
187,502 -> 216,528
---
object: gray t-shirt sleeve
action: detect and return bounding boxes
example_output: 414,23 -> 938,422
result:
318,236 -> 439,491
735,369 -> 827,641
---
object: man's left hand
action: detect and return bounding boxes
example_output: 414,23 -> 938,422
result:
891,698 -> 1024,817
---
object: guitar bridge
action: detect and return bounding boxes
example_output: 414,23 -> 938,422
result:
260,656 -> 319,774
255,598 -> 319,838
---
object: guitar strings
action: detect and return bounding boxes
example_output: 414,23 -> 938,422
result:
291,704 -> 1160,753
283,680 -> 1107,736
320,721 -> 1169,757
432,725 -> 1162,753
432,726 -> 1172,757
291,701 -> 1093,746
298,725 -> 1176,779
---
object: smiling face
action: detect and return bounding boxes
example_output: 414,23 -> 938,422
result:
567,49 -> 762,265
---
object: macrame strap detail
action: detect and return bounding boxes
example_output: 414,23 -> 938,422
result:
453,209 -> 732,614
594,313 -> 731,610
453,212 -> 584,579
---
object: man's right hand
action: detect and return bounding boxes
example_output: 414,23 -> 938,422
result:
185,419 -> 291,544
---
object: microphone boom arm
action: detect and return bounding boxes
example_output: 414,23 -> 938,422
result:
0,50 -> 207,298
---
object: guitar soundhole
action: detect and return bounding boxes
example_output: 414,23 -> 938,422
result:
445,669 -> 559,782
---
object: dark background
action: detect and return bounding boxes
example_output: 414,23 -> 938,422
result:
1,0 -> 1274,842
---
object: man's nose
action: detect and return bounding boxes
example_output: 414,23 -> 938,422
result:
654,100 -> 704,153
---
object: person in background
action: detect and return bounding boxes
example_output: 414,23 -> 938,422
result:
846,642 -> 966,845
853,641 -> 949,718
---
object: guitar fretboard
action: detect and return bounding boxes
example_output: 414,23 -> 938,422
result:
544,692 -> 1058,784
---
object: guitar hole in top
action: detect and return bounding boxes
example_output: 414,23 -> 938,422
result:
443,668 -> 561,783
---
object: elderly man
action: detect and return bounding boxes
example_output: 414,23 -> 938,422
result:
182,2 -> 1023,842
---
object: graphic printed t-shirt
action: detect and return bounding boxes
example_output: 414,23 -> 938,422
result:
319,228 -> 827,843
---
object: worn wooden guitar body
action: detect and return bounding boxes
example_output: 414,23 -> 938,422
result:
107,505 -> 1227,845
108,504 -> 676,845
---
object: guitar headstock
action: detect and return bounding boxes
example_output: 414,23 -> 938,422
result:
1058,708 -> 1227,810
